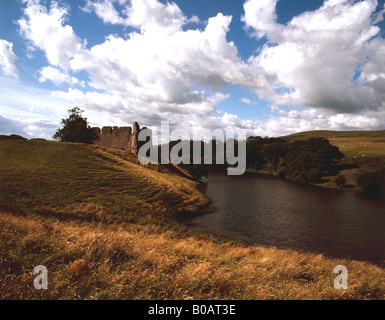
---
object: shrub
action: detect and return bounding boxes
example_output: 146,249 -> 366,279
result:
356,172 -> 380,196
335,175 -> 346,187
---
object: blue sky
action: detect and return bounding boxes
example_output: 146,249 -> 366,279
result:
1,0 -> 385,140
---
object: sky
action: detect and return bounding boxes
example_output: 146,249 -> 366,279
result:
1,0 -> 385,140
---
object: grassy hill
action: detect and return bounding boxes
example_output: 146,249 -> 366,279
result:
0,139 -> 208,221
281,130 -> 385,189
282,129 -> 385,141
282,129 -> 385,157
1,139 -> 385,299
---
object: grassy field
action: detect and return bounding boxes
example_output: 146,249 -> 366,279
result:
282,130 -> 385,189
1,139 -> 385,300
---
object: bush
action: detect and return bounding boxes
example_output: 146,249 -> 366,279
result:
335,175 -> 346,187
356,172 -> 380,196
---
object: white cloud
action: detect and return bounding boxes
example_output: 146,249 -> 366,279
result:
125,0 -> 186,32
0,114 -> 58,139
244,0 -> 385,117
15,0 -> 273,137
0,115 -> 28,137
18,0 -> 84,70
39,66 -> 84,87
9,0 -> 385,140
241,98 -> 256,105
65,2 -> 272,127
0,40 -> 19,78
83,0 -> 195,32
82,0 -> 128,26
0,75 -> 73,123
242,0 -> 279,39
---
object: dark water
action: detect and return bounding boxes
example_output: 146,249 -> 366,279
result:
182,172 -> 385,263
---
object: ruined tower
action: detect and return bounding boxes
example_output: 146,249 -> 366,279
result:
92,122 -> 150,154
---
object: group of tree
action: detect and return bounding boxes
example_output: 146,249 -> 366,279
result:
159,136 -> 345,183
245,136 -> 345,184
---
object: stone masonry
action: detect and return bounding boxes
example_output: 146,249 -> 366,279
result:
92,122 -> 148,154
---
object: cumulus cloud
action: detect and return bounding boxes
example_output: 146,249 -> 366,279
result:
242,0 -> 278,39
82,0 -> 129,26
56,0 -> 272,128
0,40 -> 18,78
244,0 -> 385,117
17,0 -> 272,132
18,0 -> 84,70
39,66 -> 84,87
83,0 -> 198,31
10,0 -> 385,139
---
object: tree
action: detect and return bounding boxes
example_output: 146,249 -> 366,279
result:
53,107 -> 97,144
245,136 -> 344,184
283,138 -> 344,183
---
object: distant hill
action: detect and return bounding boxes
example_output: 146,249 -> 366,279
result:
0,134 -> 27,140
281,129 -> 385,142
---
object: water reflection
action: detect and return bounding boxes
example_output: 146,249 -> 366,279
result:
184,172 -> 385,263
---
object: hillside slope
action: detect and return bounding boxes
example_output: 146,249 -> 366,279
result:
0,139 -> 208,223
282,129 -> 385,141
1,139 -> 385,300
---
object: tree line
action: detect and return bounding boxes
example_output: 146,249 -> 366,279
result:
245,136 -> 345,184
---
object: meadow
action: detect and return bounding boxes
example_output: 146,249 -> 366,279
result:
0,138 -> 385,300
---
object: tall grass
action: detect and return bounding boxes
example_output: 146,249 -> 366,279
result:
1,210 -> 384,300
0,139 -> 384,300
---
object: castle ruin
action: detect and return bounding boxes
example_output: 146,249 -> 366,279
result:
91,122 -> 199,180
92,122 -> 149,154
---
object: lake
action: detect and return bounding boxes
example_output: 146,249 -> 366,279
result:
182,171 -> 385,264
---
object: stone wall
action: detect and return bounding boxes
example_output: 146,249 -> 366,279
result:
92,122 -> 148,154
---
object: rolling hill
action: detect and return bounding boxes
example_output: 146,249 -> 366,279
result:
282,129 -> 385,141
1,138 -> 385,300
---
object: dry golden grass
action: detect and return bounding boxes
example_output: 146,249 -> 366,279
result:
1,210 -> 384,300
1,139 -> 385,300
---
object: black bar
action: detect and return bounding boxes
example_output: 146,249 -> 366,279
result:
0,300 -> 381,318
